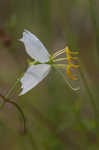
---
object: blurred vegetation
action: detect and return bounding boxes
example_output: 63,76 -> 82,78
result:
0,0 -> 99,150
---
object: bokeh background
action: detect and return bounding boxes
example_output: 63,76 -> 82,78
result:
0,0 -> 99,150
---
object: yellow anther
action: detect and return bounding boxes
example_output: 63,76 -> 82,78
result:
66,65 -> 77,80
66,46 -> 79,56
66,46 -> 70,57
71,57 -> 79,60
65,46 -> 79,80
66,47 -> 72,65
70,51 -> 79,55
70,64 -> 80,69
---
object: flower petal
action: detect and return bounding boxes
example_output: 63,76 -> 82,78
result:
19,64 -> 50,95
19,30 -> 50,63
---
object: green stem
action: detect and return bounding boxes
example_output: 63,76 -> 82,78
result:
80,69 -> 99,136
6,74 -> 23,99
25,129 -> 39,150
0,74 -> 23,109
0,73 -> 26,132
88,0 -> 99,55
7,100 -> 26,133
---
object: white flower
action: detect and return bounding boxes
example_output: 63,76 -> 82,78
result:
19,30 -> 50,63
19,30 -> 51,95
19,30 -> 80,95
20,64 -> 50,95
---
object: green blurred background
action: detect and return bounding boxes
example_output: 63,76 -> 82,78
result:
0,0 -> 99,149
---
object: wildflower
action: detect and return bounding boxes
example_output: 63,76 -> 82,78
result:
19,30 -> 79,95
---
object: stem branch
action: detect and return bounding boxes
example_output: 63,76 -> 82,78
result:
0,94 -> 26,132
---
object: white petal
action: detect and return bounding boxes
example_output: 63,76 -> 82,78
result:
19,64 -> 50,95
19,30 -> 50,63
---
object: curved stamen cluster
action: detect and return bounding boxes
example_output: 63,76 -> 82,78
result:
52,46 -> 80,80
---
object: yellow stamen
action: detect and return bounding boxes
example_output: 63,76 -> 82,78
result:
56,69 -> 80,91
70,51 -> 79,55
66,47 -> 71,65
65,46 -> 79,80
53,57 -> 79,62
52,46 -> 80,81
53,48 -> 66,58
53,48 -> 65,55
53,57 -> 68,62
70,64 -> 80,69
71,57 -> 79,60
53,64 -> 66,68
66,65 -> 77,80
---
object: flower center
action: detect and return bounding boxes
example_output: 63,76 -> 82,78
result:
27,46 -> 80,81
